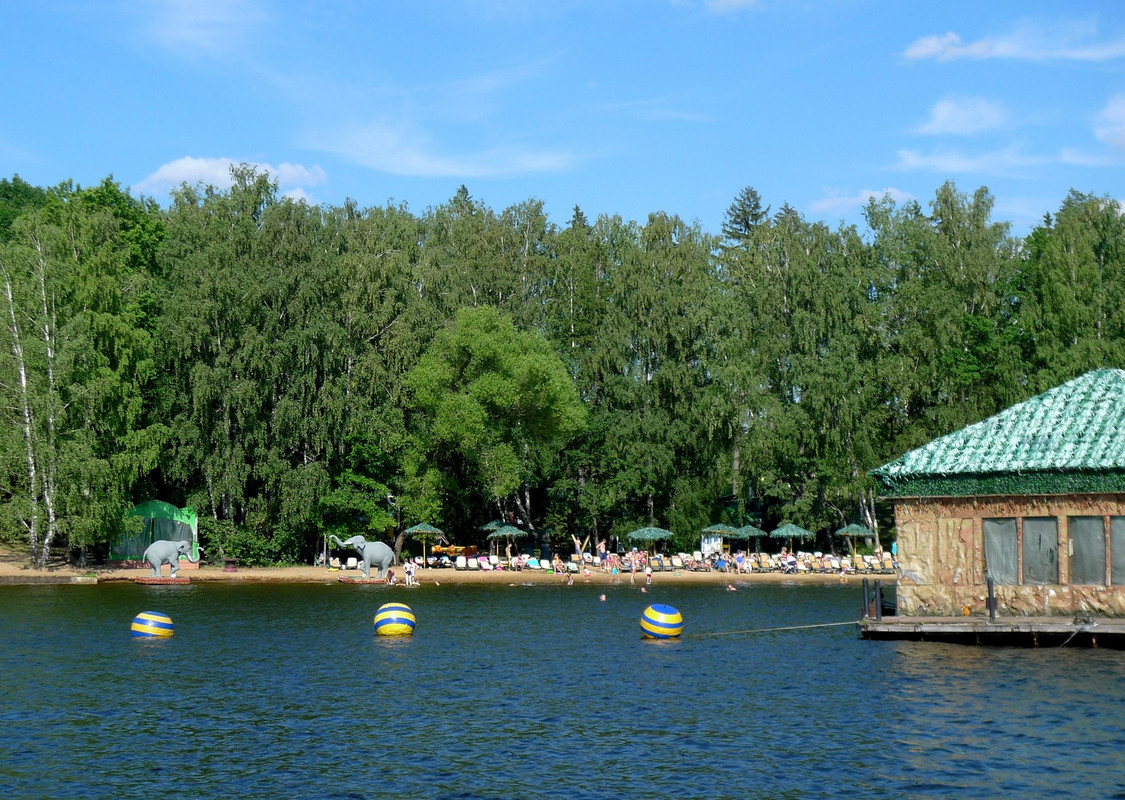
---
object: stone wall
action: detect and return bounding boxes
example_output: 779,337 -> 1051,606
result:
894,494 -> 1125,616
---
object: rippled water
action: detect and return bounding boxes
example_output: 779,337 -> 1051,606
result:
2,580 -> 1124,799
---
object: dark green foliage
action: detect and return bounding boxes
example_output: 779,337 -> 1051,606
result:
0,167 -> 1122,564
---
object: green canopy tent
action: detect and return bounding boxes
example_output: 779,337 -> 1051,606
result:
405,523 -> 445,563
770,523 -> 814,552
113,500 -> 198,563
834,523 -> 874,556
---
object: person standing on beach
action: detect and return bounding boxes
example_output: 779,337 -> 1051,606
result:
645,563 -> 653,585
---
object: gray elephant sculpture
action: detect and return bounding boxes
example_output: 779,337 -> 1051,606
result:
329,534 -> 396,579
142,539 -> 201,577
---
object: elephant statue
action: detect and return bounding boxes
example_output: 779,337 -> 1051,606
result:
329,534 -> 396,579
142,539 -> 201,577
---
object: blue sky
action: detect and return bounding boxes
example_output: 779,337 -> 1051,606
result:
2,1 -> 1122,237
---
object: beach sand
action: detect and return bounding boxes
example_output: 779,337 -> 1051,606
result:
0,549 -> 859,586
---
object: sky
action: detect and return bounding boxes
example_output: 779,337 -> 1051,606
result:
2,0 -> 1123,238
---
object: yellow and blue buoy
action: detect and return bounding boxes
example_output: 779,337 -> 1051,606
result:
374,602 -> 416,636
131,611 -> 174,639
640,603 -> 683,639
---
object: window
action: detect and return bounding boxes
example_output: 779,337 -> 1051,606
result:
983,518 -> 1017,585
1070,516 -> 1106,586
1113,517 -> 1125,586
1022,517 -> 1058,584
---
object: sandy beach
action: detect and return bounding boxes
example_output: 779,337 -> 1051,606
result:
0,553 -> 861,586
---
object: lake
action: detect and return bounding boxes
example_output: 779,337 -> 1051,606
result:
2,580 -> 1124,798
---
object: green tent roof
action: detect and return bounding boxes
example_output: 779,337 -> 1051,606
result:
871,369 -> 1125,497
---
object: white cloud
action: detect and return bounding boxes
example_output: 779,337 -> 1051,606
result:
132,156 -> 326,198
1059,147 -> 1118,167
916,97 -> 1007,136
895,144 -> 1118,174
894,145 -> 1038,174
1094,95 -> 1125,150
142,0 -> 268,57
320,122 -> 574,178
810,188 -> 914,215
703,0 -> 761,13
904,20 -> 1125,62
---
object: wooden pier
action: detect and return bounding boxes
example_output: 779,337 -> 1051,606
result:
134,576 -> 191,585
860,615 -> 1125,648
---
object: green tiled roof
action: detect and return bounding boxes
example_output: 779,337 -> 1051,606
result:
871,368 -> 1125,497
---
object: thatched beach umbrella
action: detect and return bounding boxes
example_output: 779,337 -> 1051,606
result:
770,523 -> 814,552
737,524 -> 767,552
834,523 -> 873,556
486,524 -> 527,560
404,522 -> 444,562
626,526 -> 675,554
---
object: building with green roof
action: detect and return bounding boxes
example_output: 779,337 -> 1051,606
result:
870,368 -> 1125,617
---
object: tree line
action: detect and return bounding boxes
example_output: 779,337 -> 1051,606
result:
1,169 -> 1122,566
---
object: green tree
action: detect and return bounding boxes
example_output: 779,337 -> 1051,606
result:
404,306 -> 585,532
0,180 -> 159,565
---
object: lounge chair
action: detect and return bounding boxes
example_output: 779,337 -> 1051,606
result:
345,557 -> 358,570
882,554 -> 895,573
466,555 -> 480,570
670,554 -> 684,571
455,555 -> 468,570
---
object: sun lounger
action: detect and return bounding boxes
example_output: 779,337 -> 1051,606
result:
345,557 -> 358,570
455,555 -> 468,570
466,555 -> 480,570
670,555 -> 684,570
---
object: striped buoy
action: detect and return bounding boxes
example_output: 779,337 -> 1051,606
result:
131,611 -> 174,639
640,604 -> 683,639
374,602 -> 416,636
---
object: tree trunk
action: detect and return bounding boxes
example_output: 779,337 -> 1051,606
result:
1,264 -> 41,566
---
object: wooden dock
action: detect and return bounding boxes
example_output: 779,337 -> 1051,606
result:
860,615 -> 1125,648
134,576 -> 191,585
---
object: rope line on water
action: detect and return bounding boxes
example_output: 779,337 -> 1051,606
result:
684,620 -> 860,638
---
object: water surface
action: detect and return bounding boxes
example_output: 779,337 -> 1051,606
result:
2,580 -> 1123,798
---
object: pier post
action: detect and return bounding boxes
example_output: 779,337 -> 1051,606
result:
874,579 -> 883,621
987,576 -> 996,623
862,578 -> 870,619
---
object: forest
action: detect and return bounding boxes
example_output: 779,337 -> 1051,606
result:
1,167 -> 1122,567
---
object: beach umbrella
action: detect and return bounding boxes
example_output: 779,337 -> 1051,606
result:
480,519 -> 506,532
702,523 -> 738,535
770,523 -> 814,552
485,525 -> 528,540
737,524 -> 766,552
486,525 -> 528,561
405,522 -> 444,562
626,526 -> 675,554
834,523 -> 873,556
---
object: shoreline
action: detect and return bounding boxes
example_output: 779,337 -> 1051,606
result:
0,560 -> 869,587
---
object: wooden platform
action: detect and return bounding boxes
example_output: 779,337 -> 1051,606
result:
338,576 -> 387,584
135,576 -> 192,585
860,615 -> 1125,648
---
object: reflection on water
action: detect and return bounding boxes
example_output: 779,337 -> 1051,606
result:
2,581 -> 1124,799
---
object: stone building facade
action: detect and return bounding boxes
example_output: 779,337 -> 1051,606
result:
872,369 -> 1125,617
